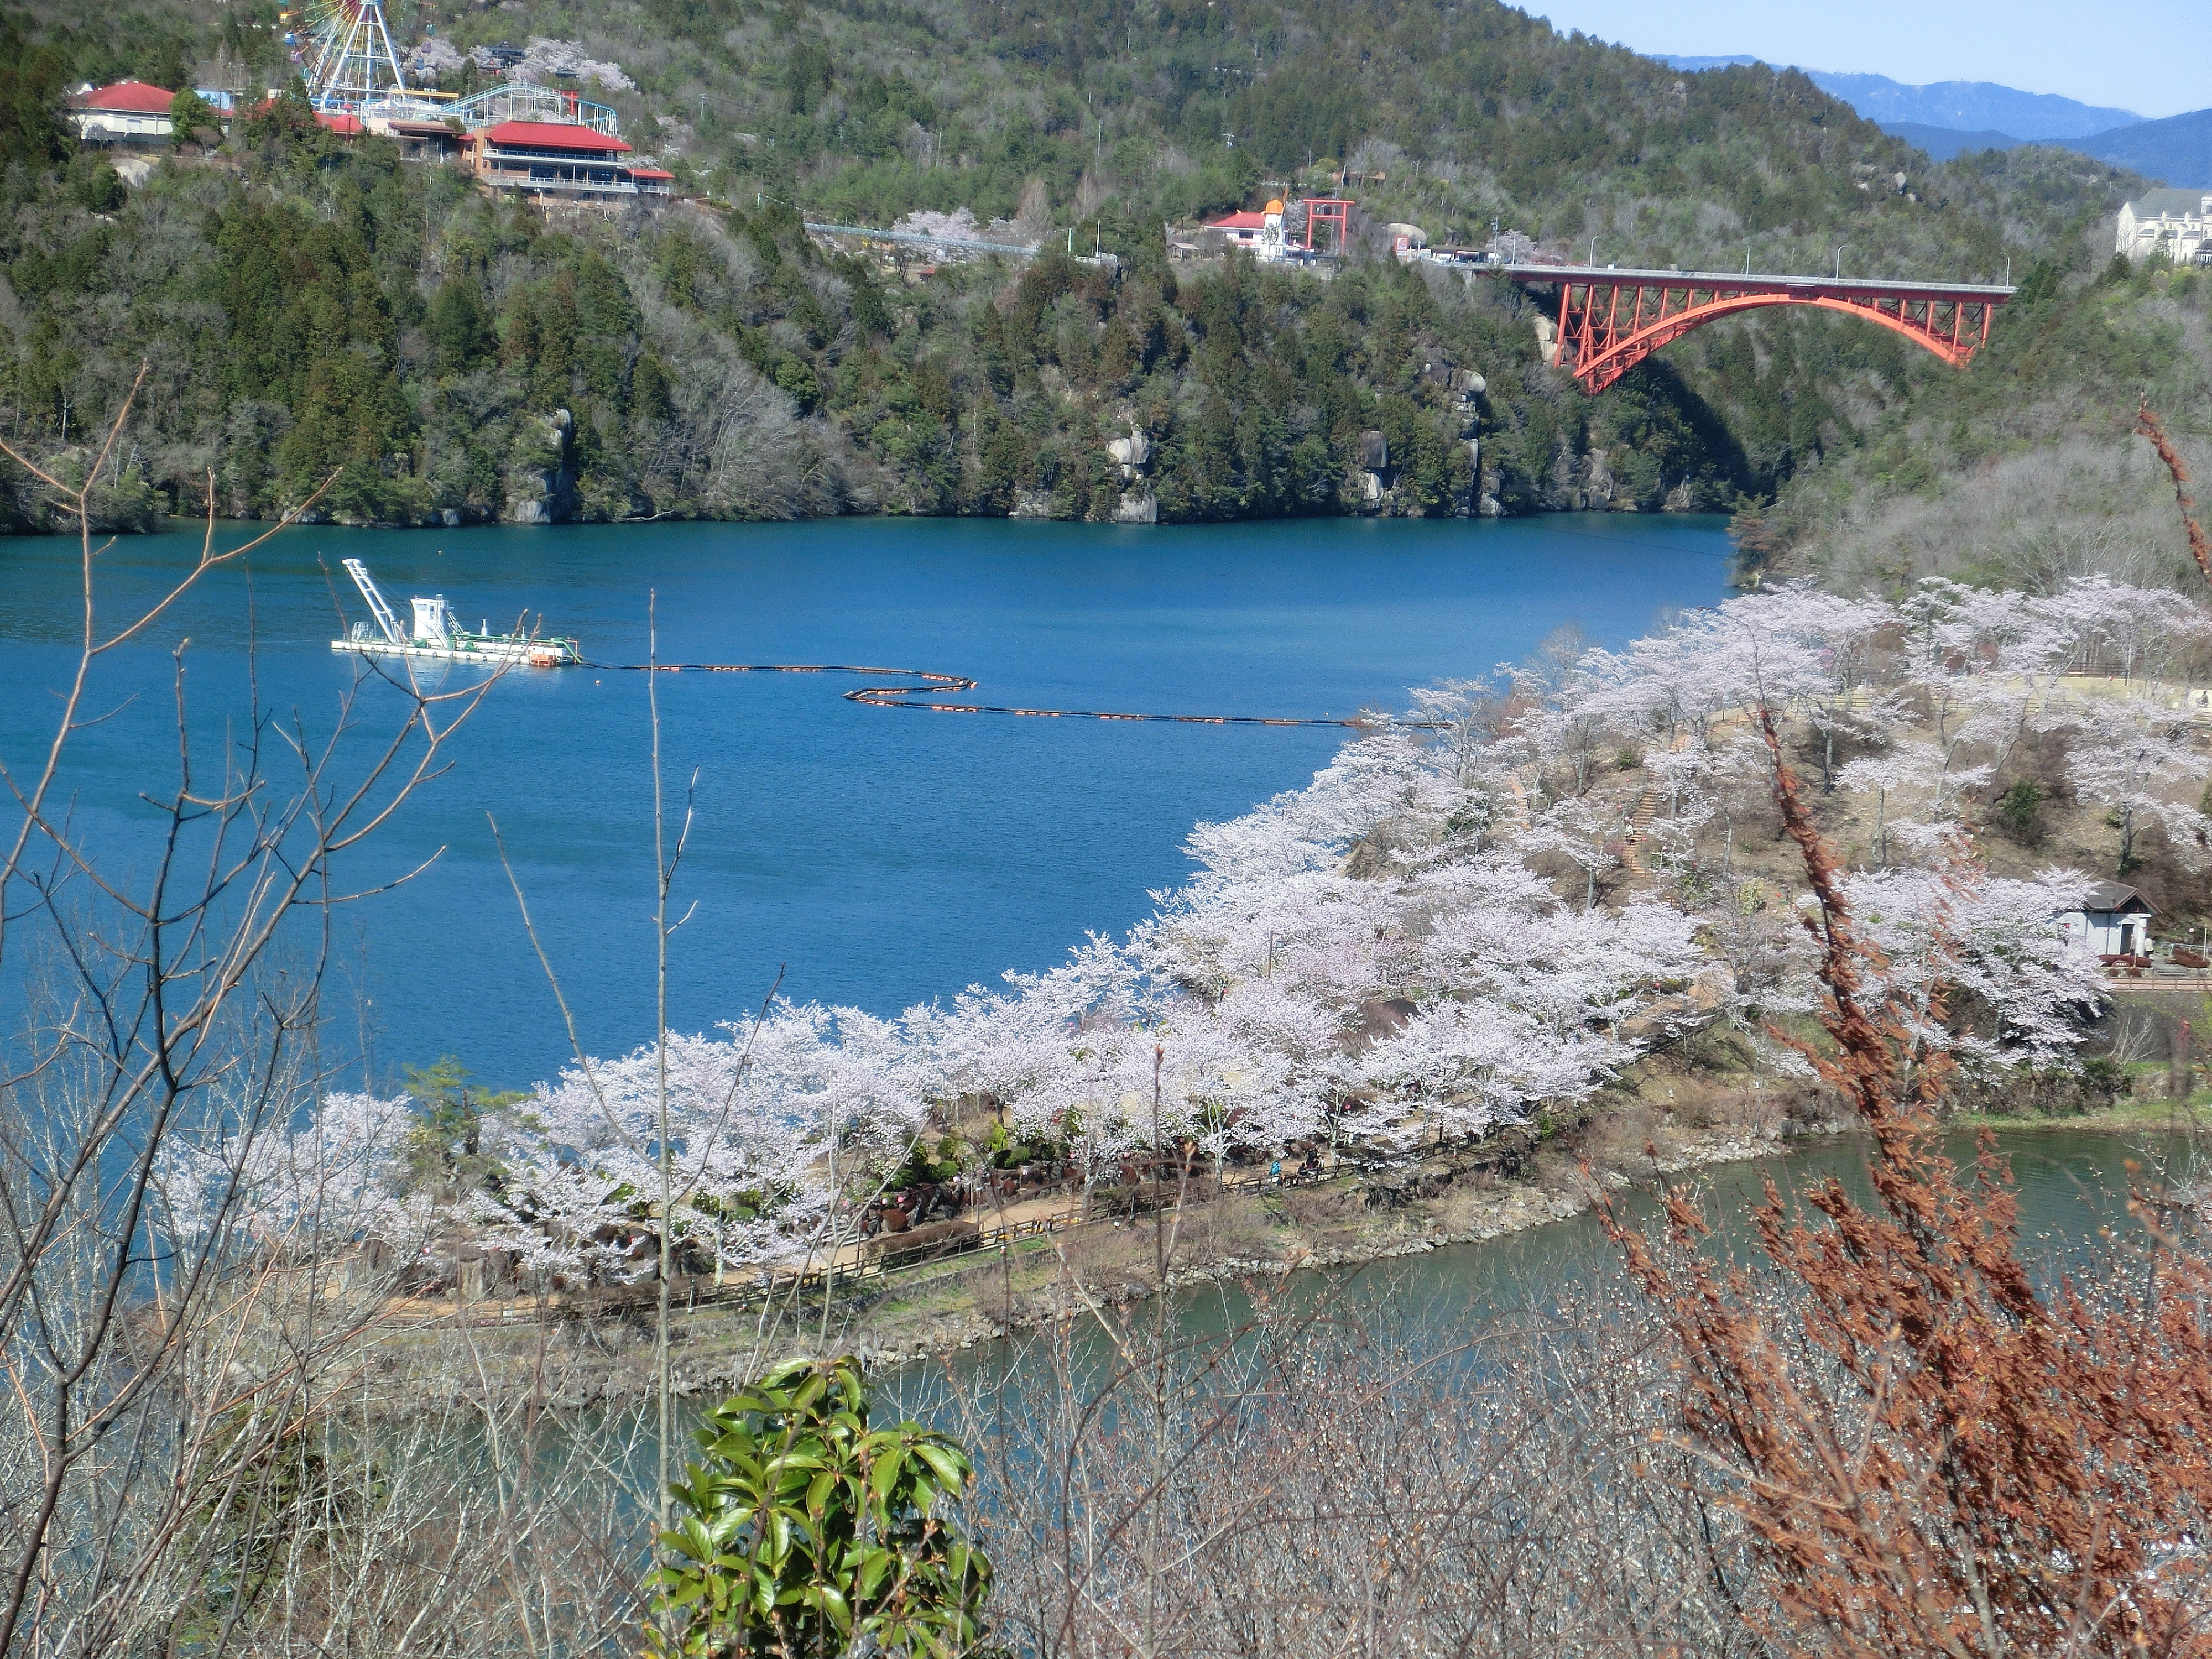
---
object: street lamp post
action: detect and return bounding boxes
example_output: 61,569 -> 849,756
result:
1834,244 -> 1850,279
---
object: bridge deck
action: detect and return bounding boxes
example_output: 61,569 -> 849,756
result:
1503,262 -> 2016,392
1501,262 -> 2016,301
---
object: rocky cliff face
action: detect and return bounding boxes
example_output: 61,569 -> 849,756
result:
504,410 -> 581,525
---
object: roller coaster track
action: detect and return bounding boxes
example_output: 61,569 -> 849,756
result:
588,661 -> 1368,727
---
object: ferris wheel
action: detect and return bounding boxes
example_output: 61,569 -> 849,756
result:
298,0 -> 410,109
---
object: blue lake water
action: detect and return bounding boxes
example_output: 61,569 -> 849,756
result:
0,514 -> 1731,1088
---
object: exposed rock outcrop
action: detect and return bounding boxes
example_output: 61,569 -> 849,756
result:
1105,426 -> 1151,479
504,408 -> 580,525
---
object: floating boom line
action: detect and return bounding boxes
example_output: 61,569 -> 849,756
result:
588,661 -> 1369,727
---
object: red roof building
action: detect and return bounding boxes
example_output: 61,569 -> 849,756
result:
372,116 -> 464,160
472,120 -> 670,206
316,111 -> 364,136
482,121 -> 632,155
70,80 -> 177,144
76,80 -> 177,114
1202,200 -> 1288,259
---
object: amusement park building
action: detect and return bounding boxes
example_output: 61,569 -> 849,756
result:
469,120 -> 672,204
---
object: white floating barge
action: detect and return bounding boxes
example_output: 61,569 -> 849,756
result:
332,557 -> 581,668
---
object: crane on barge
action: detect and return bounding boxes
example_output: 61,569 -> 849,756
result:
332,557 -> 581,667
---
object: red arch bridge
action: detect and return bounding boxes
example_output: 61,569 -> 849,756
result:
1503,263 -> 2016,394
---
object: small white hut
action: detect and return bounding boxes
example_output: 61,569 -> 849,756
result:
2054,879 -> 2155,958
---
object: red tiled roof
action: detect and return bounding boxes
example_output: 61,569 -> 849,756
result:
316,111 -> 363,134
483,120 -> 630,154
629,166 -> 672,180
75,80 -> 176,114
1206,210 -> 1269,231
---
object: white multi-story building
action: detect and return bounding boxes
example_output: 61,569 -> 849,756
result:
2116,189 -> 2212,264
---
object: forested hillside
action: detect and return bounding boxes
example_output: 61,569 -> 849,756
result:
0,0 -> 2152,534
1754,242 -> 2212,594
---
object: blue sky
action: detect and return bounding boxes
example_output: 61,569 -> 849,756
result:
1525,0 -> 2206,120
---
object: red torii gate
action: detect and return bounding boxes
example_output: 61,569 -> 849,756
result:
1504,263 -> 2016,394
1301,197 -> 1353,256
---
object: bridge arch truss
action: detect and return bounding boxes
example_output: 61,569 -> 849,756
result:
1506,265 -> 2016,393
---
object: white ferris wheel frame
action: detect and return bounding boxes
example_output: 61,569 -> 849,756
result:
304,0 -> 410,108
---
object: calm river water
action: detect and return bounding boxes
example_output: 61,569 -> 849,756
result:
890,1124 -> 2195,1413
0,514 -> 1730,1087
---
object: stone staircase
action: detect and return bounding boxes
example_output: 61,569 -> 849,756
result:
1621,786 -> 1662,878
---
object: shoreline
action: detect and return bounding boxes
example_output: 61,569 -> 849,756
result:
362,1091 -> 1837,1406
334,1093 -> 2187,1410
813,1099 -> 2205,1372
1949,1099 -> 2210,1135
25,503 -> 1739,539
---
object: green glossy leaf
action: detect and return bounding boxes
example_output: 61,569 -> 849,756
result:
912,1441 -> 965,1493
868,1443 -> 907,1504
643,1355 -> 993,1657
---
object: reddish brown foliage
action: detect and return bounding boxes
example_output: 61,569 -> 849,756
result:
2137,404 -> 2212,584
1603,706 -> 2212,1659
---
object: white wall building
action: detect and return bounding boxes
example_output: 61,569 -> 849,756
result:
69,80 -> 176,145
2054,879 -> 2155,959
2116,189 -> 2212,264
1202,201 -> 1287,261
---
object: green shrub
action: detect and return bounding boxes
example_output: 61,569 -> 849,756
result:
648,1355 -> 990,1658
1994,780 -> 2044,845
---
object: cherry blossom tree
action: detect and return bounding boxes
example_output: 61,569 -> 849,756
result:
202,570 -> 2211,1275
1525,793 -> 1629,911
160,1089 -> 430,1264
1841,862 -> 2105,1066
1743,583 -> 1896,791
484,1020 -> 858,1284
2060,694 -> 2212,874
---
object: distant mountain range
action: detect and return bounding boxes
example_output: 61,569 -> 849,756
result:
1660,58 -> 2210,187
1803,71 -> 2141,142
1657,59 -> 2141,139
1871,123 -> 2027,163
2057,108 -> 2212,186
